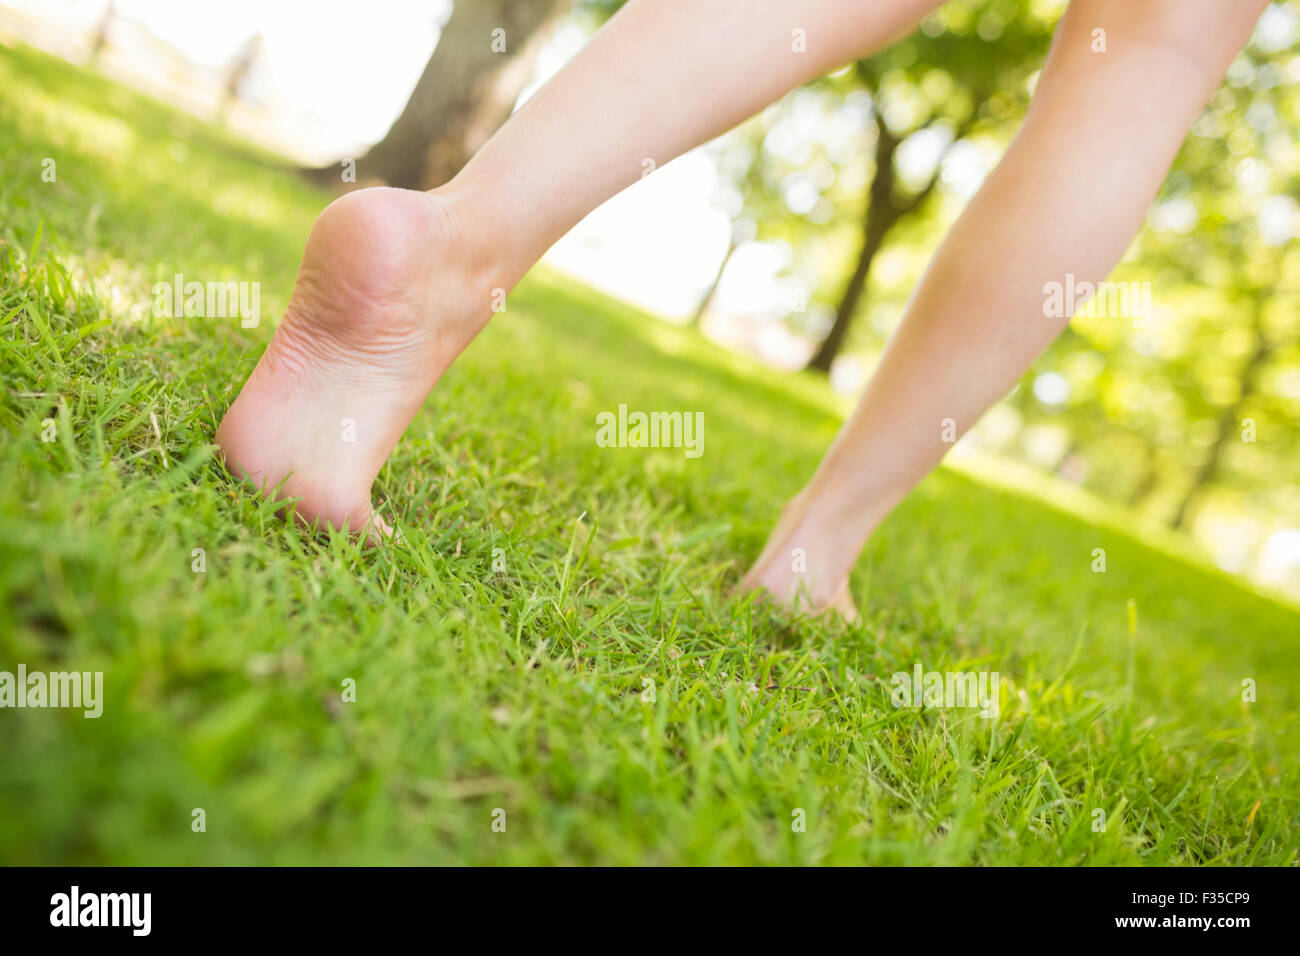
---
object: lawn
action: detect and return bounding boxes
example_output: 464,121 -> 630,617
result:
1,41 -> 1297,866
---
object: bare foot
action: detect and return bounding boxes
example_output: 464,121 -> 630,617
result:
216,187 -> 492,535
740,488 -> 862,621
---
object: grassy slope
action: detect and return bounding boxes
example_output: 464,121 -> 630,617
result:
1,42 -> 1296,865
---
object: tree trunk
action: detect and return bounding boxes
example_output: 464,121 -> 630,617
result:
88,3 -> 114,64
311,0 -> 566,190
691,239 -> 737,327
806,122 -> 903,373
219,34 -> 262,125
1170,303 -> 1271,530
1126,441 -> 1162,507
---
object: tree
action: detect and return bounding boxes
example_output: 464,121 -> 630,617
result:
314,0 -> 568,190
806,94 -> 974,371
1002,6 -> 1300,546
805,0 -> 1056,372
690,219 -> 749,327
1170,290 -> 1274,529
219,34 -> 264,125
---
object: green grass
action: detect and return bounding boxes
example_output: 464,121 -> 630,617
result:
1,40 -> 1297,866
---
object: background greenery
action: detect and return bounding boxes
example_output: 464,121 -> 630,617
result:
0,32 -> 1297,864
675,0 -> 1300,593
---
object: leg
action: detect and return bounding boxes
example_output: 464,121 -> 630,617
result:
742,0 -> 1270,616
216,0 -> 944,534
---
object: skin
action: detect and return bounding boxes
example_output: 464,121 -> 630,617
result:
216,0 -> 1271,615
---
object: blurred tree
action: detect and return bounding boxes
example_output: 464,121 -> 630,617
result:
806,0 -> 1057,372
88,2 -> 115,65
219,34 -> 264,124
314,0 -> 569,189
689,87 -> 862,334
691,218 -> 752,327
1004,2 -> 1300,543
1159,42 -> 1299,532
1166,267 -> 1279,530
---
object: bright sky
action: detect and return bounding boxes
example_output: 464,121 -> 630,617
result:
76,0 -> 449,147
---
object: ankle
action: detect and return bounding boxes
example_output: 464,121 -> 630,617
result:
785,476 -> 893,580
427,181 -> 525,307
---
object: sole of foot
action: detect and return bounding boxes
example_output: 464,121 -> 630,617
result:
215,186 -> 492,539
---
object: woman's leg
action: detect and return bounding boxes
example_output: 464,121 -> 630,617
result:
742,0 -> 1270,616
215,0 -> 944,534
